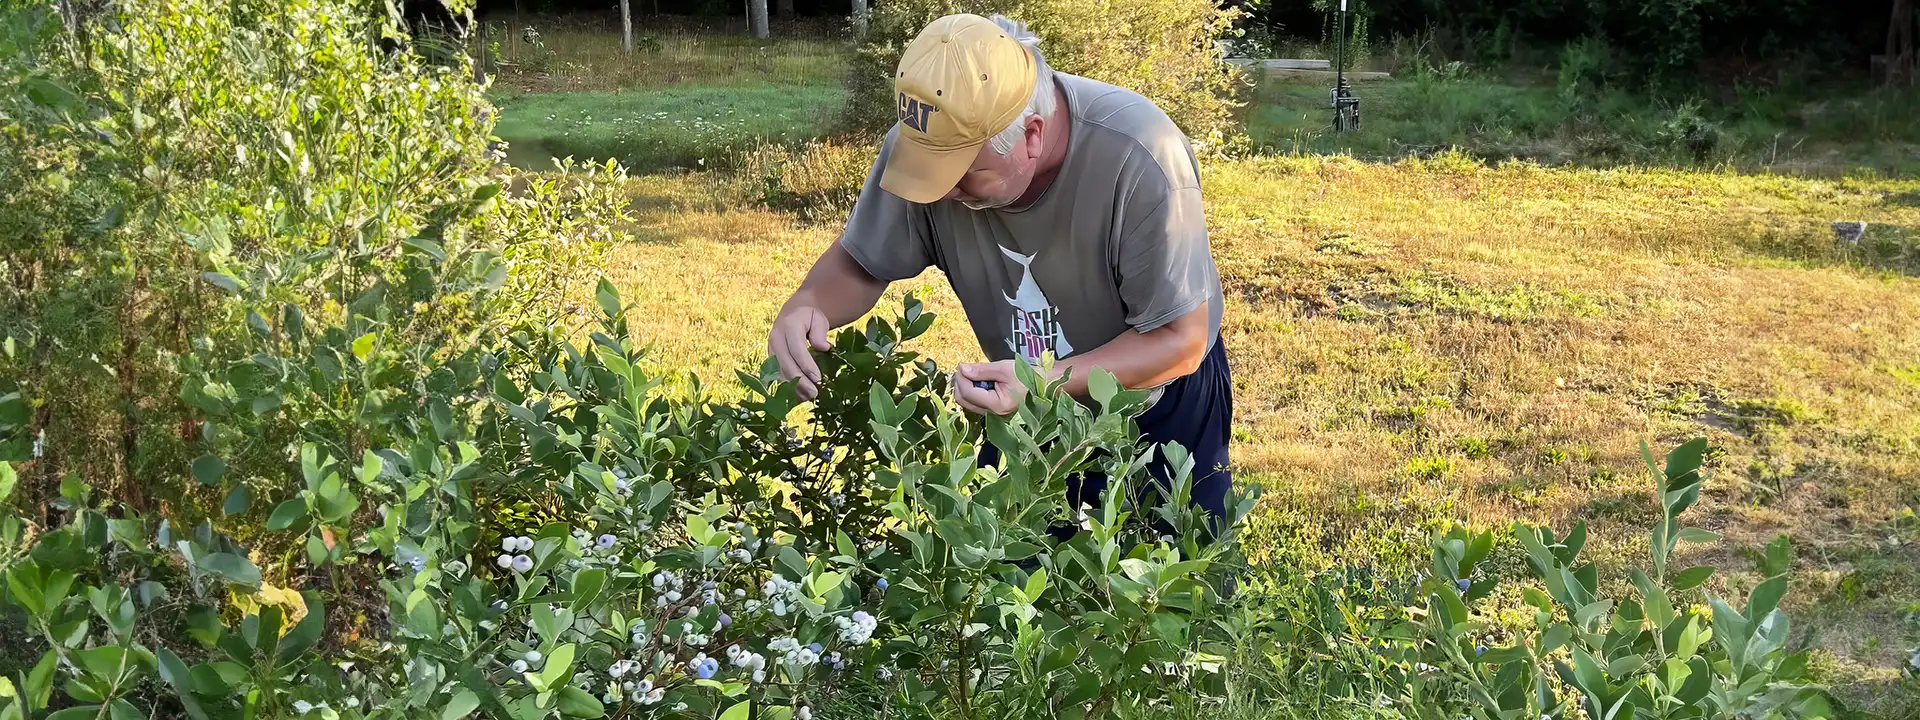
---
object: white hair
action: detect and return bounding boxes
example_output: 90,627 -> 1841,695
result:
986,15 -> 1056,156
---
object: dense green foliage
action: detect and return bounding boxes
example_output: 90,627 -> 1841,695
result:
0,0 -> 622,519
839,0 -> 1245,150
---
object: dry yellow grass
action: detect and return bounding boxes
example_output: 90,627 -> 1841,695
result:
600,155 -> 1920,707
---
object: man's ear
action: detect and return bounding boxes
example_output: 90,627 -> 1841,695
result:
1023,114 -> 1045,158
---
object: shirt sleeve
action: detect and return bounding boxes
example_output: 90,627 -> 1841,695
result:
1115,178 -> 1214,333
837,131 -> 935,283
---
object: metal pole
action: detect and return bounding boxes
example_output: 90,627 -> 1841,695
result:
1337,0 -> 1346,90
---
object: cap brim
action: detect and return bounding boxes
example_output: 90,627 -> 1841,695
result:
879,132 -> 980,205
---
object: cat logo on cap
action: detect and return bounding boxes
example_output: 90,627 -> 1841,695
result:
897,92 -> 939,133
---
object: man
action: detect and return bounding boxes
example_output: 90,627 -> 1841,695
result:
765,13 -> 1233,529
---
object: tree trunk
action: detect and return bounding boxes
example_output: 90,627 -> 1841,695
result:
851,0 -> 868,36
621,0 -> 633,54
1891,0 -> 1915,87
748,0 -> 769,39
115,272 -> 148,514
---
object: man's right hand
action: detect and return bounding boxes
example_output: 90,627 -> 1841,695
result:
768,306 -> 833,400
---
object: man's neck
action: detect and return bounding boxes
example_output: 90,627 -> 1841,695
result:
1012,81 -> 1071,207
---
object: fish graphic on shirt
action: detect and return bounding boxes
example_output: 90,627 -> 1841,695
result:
1000,246 -> 1073,364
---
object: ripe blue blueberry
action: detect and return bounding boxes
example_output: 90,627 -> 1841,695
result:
1455,578 -> 1472,591
973,380 -> 995,390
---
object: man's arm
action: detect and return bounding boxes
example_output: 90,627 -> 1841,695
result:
769,243 -> 889,400
1051,301 -> 1209,395
953,302 -> 1208,413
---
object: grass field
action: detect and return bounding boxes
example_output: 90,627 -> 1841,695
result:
492,85 -> 843,171
1240,70 -> 1920,176
481,21 -> 1920,179
599,153 -> 1920,713
485,18 -> 846,171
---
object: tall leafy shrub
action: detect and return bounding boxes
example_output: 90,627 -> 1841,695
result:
0,0 -> 624,520
839,0 -> 1244,149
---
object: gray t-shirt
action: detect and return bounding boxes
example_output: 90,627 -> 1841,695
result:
840,72 -> 1223,376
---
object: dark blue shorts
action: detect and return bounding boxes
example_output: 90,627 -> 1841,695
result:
980,338 -> 1234,538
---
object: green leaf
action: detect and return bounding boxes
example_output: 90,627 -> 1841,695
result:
570,568 -> 606,612
74,647 -> 127,682
1464,530 -> 1495,568
22,77 -> 83,114
1629,568 -> 1675,630
1674,656 -> 1712,704
1475,646 -> 1530,665
718,700 -> 751,720
1521,587 -> 1554,611
1676,616 -> 1704,657
0,462 -> 16,503
1709,597 -> 1750,668
443,689 -> 481,720
251,604 -> 284,655
6,563 -> 47,617
867,383 -> 899,426
1573,599 -> 1614,629
1762,534 -> 1792,578
1540,624 -> 1572,655
222,484 -> 251,516
1605,654 -> 1645,678
154,648 -> 209,720
46,707 -> 101,720
357,451 -> 383,484
198,553 -> 260,589
555,686 -> 604,718
1024,568 -> 1049,603
1663,438 -> 1707,488
107,699 -> 140,720
1676,527 -> 1720,544
1569,647 -> 1608,698
1670,565 -> 1714,590
276,592 -> 325,665
266,499 -> 307,531
1088,369 -> 1119,409
201,272 -> 240,293
56,475 -> 89,506
595,279 -> 623,321
539,644 -> 577,692
1561,521 -> 1589,559
1747,576 -> 1787,625
351,332 -> 376,361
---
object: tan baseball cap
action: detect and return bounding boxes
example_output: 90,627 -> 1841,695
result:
879,13 -> 1038,204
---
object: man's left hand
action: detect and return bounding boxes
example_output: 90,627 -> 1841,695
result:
954,360 -> 1025,416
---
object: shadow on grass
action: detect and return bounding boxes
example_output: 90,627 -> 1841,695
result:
1886,191 -> 1920,209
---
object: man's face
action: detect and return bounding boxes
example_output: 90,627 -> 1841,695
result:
943,116 -> 1043,210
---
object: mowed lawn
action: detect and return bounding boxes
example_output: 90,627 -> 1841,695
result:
597,156 -> 1920,709
493,85 -> 845,172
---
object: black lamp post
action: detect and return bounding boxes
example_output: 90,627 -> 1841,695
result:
1331,0 -> 1361,131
